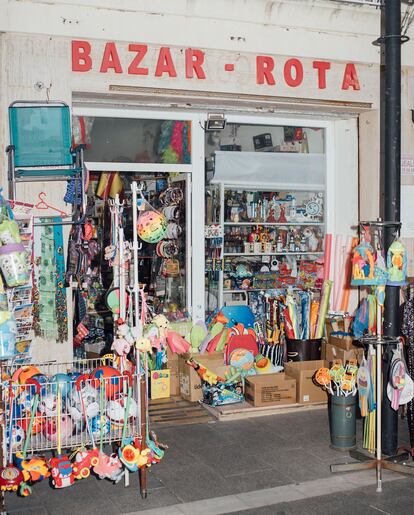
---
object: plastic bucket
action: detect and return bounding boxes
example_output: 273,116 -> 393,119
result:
286,338 -> 322,362
0,243 -> 29,287
329,394 -> 357,451
0,313 -> 18,360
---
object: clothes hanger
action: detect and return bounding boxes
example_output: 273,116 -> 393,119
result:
35,191 -> 70,218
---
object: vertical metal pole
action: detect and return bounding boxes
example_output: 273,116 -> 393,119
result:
381,0 -> 402,456
139,377 -> 148,498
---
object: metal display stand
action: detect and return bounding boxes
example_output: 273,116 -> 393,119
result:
331,220 -> 414,491
331,336 -> 414,491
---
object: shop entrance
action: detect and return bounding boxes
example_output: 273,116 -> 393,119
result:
71,109 -> 197,357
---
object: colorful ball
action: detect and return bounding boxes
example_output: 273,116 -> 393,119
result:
11,366 -> 41,384
37,393 -> 58,418
229,348 -> 255,371
50,373 -> 72,398
31,374 -> 48,395
66,383 -> 99,421
6,424 -> 25,449
90,366 -> 122,399
137,211 -> 167,244
43,415 -> 73,443
106,395 -> 138,427
90,415 -> 111,438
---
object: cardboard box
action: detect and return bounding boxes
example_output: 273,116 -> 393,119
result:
178,352 -> 226,402
166,348 -> 180,375
329,335 -> 355,351
170,373 -> 180,397
245,373 -> 296,407
284,360 -> 328,404
150,369 -> 170,400
324,343 -> 363,365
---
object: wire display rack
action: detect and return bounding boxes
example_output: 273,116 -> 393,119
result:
1,359 -> 142,455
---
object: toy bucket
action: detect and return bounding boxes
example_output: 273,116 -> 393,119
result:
0,313 -> 18,360
0,243 -> 29,287
286,338 -> 322,362
329,394 -> 357,451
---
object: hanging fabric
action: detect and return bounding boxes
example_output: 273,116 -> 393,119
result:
402,288 -> 414,451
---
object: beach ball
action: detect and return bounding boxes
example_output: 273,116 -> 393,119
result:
229,348 -> 255,372
66,383 -> 99,421
90,415 -> 111,438
38,393 -> 58,418
20,413 -> 43,435
31,374 -> 48,395
12,366 -> 41,384
50,373 -> 72,398
137,210 -> 167,244
106,395 -> 138,427
43,415 -> 73,443
6,424 -> 25,449
90,366 -> 122,399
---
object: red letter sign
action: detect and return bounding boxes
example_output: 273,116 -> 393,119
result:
256,56 -> 275,85
100,42 -> 123,73
342,63 -> 360,90
155,47 -> 177,77
72,40 -> 92,72
313,61 -> 331,89
283,58 -> 303,87
128,44 -> 149,75
185,49 -> 206,79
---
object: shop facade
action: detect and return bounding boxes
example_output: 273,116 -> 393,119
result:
1,0 -> 414,361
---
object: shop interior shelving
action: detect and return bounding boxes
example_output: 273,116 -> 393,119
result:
208,150 -> 326,308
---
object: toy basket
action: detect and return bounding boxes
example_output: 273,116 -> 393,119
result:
1,358 -> 142,454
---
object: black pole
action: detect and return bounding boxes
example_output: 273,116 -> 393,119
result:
381,0 -> 401,456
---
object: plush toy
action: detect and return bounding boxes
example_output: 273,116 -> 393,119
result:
152,314 -> 190,354
136,337 -> 152,352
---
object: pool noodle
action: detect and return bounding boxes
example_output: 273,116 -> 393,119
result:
323,233 -> 332,281
340,237 -> 358,312
315,280 -> 333,338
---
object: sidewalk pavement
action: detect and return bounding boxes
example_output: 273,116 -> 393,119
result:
5,408 -> 413,514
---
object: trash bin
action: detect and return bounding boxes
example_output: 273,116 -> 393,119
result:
329,394 -> 357,451
286,338 -> 322,362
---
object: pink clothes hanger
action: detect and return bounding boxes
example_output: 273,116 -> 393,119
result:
35,191 -> 69,218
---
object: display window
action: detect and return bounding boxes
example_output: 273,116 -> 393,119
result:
204,120 -> 327,316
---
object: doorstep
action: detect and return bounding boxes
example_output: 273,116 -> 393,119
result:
201,400 -> 326,421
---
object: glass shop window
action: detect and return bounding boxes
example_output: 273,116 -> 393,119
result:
204,122 -> 326,316
73,116 -> 192,164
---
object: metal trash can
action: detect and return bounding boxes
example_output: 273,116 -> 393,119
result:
329,394 -> 357,451
286,338 -> 322,362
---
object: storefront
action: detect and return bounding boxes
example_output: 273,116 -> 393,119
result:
0,32 -> 379,359
2,2 -> 414,509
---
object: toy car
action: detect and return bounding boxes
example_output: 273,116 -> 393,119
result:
49,456 -> 74,488
72,448 -> 100,480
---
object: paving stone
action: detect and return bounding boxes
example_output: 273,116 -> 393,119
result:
187,442 -> 273,476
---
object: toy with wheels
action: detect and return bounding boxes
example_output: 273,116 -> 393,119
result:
72,448 -> 100,480
49,384 -> 74,489
93,453 -> 124,483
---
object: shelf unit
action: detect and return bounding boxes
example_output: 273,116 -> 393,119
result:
223,252 -> 324,257
207,150 -> 327,308
224,222 -> 324,226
